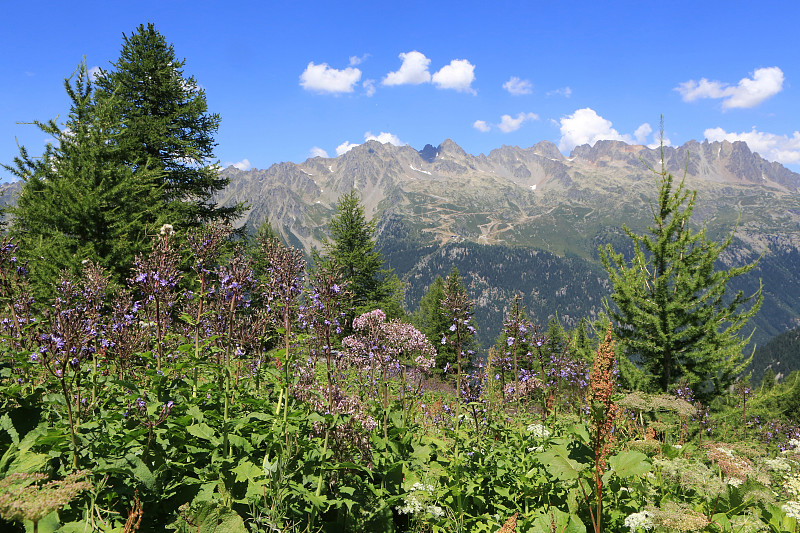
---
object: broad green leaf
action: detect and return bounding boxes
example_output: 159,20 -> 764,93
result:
126,454 -> 157,491
232,460 -> 263,482
186,404 -> 204,422
187,423 -> 220,445
1,413 -> 19,445
532,507 -> 585,533
191,501 -> 248,533
24,510 -> 61,533
7,450 -> 51,474
538,444 -> 585,481
608,450 -> 651,478
226,434 -> 250,451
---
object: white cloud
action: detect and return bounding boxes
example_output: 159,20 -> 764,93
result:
558,108 -> 628,152
88,66 -> 101,81
336,141 -> 359,156
224,158 -> 251,171
503,76 -> 532,95
676,67 -> 784,109
365,131 -> 405,146
383,51 -> 431,86
634,123 -> 652,145
335,131 -> 406,156
432,59 -> 476,94
547,86 -> 572,98
473,120 -> 491,133
300,61 -> 362,94
310,147 -> 329,158
363,79 -> 376,97
498,112 -> 539,133
349,54 -> 368,66
704,127 -> 800,165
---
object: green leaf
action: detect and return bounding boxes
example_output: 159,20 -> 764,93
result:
232,460 -> 263,483
608,450 -> 651,478
24,510 -> 61,533
7,450 -> 51,475
0,413 -> 19,445
190,501 -> 248,533
187,423 -> 220,445
538,444 -> 585,481
127,454 -> 157,491
186,404 -> 204,422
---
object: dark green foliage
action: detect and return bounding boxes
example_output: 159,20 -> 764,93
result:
751,370 -> 800,423
4,62 -> 162,297
398,241 -> 609,354
412,276 -> 451,372
412,267 -> 476,373
94,23 -> 243,228
760,367 -> 777,392
440,267 -> 478,370
750,325 -> 800,384
318,189 -> 403,321
599,144 -> 762,400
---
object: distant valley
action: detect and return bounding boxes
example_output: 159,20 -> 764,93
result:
3,137 -> 800,376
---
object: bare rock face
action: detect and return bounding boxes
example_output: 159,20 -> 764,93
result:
216,137 -> 800,255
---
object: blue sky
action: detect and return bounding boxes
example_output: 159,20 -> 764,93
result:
2,0 -> 799,180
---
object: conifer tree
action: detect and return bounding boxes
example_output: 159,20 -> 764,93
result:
439,267 -> 478,372
599,141 -> 762,400
94,23 -> 242,228
318,189 -> 402,320
4,62 -> 162,297
414,275 -> 453,372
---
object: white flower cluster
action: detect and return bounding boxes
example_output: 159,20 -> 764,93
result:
782,472 -> 800,520
396,482 -> 445,519
527,423 -> 551,439
624,510 -> 653,532
789,438 -> 800,450
764,457 -> 793,472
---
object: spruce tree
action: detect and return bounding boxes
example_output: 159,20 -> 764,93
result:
5,62 -> 162,298
439,267 -> 478,372
599,142 -> 762,401
94,23 -> 242,228
413,275 -> 453,372
318,189 -> 401,319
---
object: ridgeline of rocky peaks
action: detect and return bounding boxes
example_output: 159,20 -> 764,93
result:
569,139 -> 800,191
216,137 -> 800,255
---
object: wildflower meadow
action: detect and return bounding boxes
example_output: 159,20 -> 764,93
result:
1,226 -> 800,533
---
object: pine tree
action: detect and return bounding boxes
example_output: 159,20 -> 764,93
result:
440,267 -> 478,372
599,140 -> 762,401
318,189 -> 401,320
94,23 -> 242,228
4,62 -> 162,298
413,275 -> 453,372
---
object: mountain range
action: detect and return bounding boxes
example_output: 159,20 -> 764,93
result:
3,137 -> 800,376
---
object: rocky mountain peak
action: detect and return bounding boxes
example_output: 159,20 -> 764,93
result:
418,144 -> 438,163
437,138 -> 467,158
531,140 -> 564,160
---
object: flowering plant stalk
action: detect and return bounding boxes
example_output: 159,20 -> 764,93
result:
129,228 -> 181,373
583,326 -> 618,533
441,271 -> 475,523
261,236 -> 305,425
184,223 -> 231,397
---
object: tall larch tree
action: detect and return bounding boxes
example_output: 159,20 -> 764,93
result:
599,139 -> 762,401
94,23 -> 242,228
318,189 -> 402,322
5,62 -> 162,298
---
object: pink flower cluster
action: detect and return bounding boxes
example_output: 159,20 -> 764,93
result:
344,309 -> 436,374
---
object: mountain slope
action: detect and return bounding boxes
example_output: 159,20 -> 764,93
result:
214,138 -> 800,360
